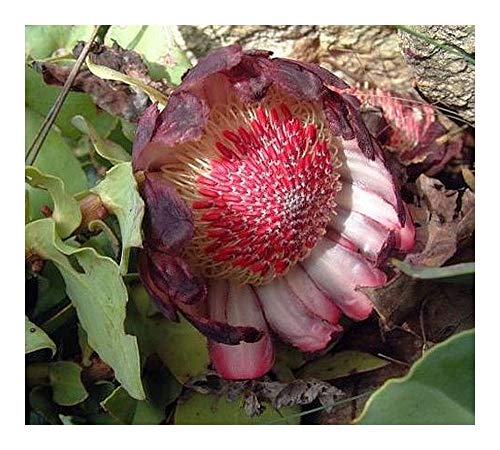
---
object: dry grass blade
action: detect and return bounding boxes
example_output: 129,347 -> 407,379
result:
395,25 -> 475,66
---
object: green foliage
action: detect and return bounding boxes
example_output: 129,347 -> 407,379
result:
25,166 -> 82,238
29,386 -> 62,424
25,25 -> 95,60
34,262 -> 67,317
175,392 -> 300,425
102,386 -> 164,425
25,107 -> 88,220
101,365 -> 181,425
24,25 -> 203,425
298,351 -> 390,381
25,317 -> 56,356
25,65 -> 116,140
90,162 -> 144,274
128,286 -> 210,384
355,329 -> 474,424
105,25 -> 192,85
71,115 -> 131,164
26,219 -> 144,400
47,362 -> 89,406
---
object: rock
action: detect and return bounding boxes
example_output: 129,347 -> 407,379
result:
179,25 -> 414,91
398,25 -> 475,124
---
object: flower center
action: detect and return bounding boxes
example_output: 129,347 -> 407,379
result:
161,95 -> 341,285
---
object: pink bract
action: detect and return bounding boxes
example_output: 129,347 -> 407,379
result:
133,45 -> 415,380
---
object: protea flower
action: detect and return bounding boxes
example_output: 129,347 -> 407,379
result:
133,45 -> 415,380
346,86 -> 464,175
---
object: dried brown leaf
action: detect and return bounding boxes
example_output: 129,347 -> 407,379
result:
38,42 -> 172,122
363,174 -> 474,326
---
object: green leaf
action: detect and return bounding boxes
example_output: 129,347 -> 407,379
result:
26,65 -> 117,140
101,364 -> 181,425
175,393 -> 300,425
128,286 -> 209,383
102,386 -> 164,425
25,316 -> 56,356
120,120 -> 137,142
79,380 -> 117,416
25,189 -> 31,223
25,25 -> 95,60
105,25 -> 191,85
49,362 -> 89,406
25,166 -> 82,237
25,107 -> 88,221
355,329 -> 474,424
59,414 -> 86,425
272,343 -> 306,382
25,219 -> 145,400
298,351 -> 390,381
85,221 -> 121,260
29,386 -> 62,424
86,58 -> 167,107
90,162 -> 144,274
34,261 -> 67,317
391,258 -> 475,283
71,115 -> 131,164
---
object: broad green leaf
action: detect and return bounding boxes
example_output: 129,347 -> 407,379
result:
175,393 -> 300,425
128,286 -> 209,383
26,65 -> 117,140
355,329 -> 474,425
391,258 -> 475,283
102,386 -> 164,425
25,107 -> 88,220
102,364 -> 181,425
90,162 -> 144,274
86,58 -> 167,107
25,316 -> 56,356
25,219 -> 145,400
298,351 -> 390,381
34,262 -> 67,318
105,25 -> 191,85
72,115 -> 131,164
29,386 -> 62,424
25,25 -> 95,60
48,362 -> 89,406
25,166 -> 82,237
273,342 -> 306,382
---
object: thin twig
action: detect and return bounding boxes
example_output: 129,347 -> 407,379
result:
25,25 -> 101,166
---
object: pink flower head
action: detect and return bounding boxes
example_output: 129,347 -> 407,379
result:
133,45 -> 415,380
343,86 -> 464,175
